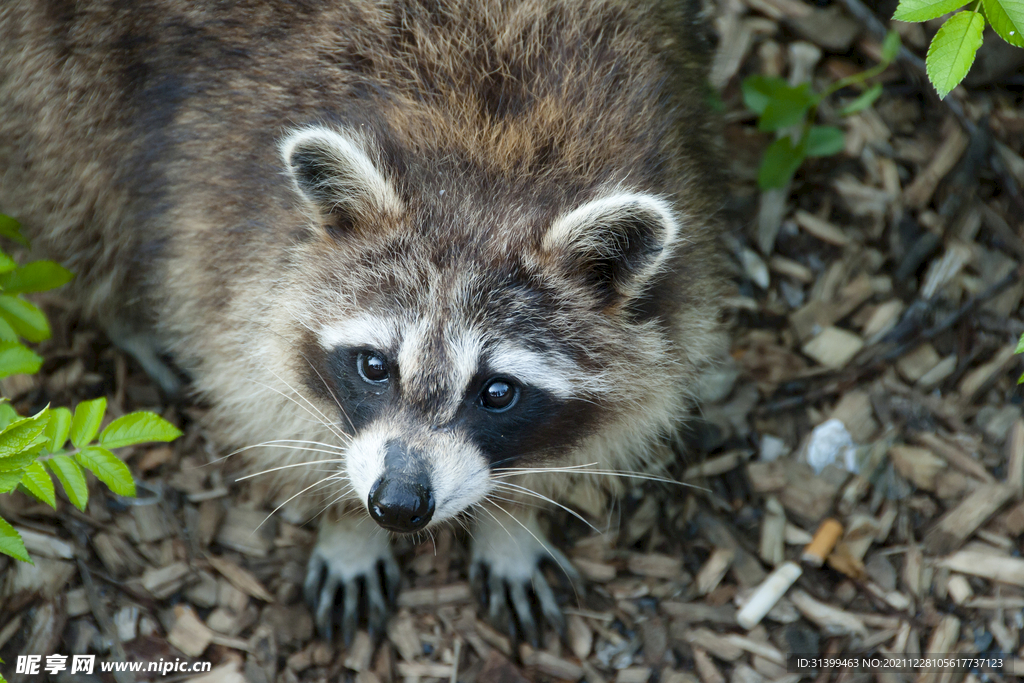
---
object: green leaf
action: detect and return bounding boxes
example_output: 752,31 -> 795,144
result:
0,316 -> 16,343
44,406 -> 72,452
70,397 -> 106,449
99,411 -> 182,449
838,84 -> 884,116
0,341 -> 42,378
983,0 -> 1024,46
805,126 -> 847,157
0,261 -> 74,294
758,136 -> 807,189
881,31 -> 903,62
0,515 -> 30,563
741,75 -> 791,115
926,11 -> 985,99
46,455 -> 89,511
0,444 -> 43,474
0,252 -> 16,276
76,446 -> 135,497
0,215 -> 29,249
758,84 -> 817,132
0,294 -> 50,342
0,470 -> 24,494
1017,333 -> 1024,354
20,460 -> 56,507
0,403 -> 18,431
0,416 -> 47,461
893,0 -> 969,21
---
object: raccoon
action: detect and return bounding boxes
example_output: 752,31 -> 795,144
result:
0,0 -> 724,643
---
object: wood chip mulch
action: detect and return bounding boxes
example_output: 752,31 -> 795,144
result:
2,1 -> 1024,681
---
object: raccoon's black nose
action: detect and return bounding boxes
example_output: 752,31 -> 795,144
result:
368,441 -> 435,533
368,477 -> 434,532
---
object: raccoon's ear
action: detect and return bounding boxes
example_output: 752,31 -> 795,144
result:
543,193 -> 680,304
281,126 -> 402,235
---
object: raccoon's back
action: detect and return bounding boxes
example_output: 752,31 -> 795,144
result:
0,0 -> 718,312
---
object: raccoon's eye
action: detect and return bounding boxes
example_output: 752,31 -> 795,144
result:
480,378 -> 518,411
357,351 -> 390,383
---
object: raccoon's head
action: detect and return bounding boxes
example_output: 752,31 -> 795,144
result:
278,124 -> 710,534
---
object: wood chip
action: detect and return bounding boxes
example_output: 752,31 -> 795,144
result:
520,646 -> 584,681
758,497 -> 786,567
684,450 -> 752,479
788,589 -> 867,637
957,342 -> 1019,404
794,210 -> 850,246
939,550 -> 1024,586
167,605 -> 213,657
343,631 -> 374,672
802,327 -> 864,369
616,668 -> 652,683
922,483 -> 1016,555
215,507 -> 277,558
395,662 -> 455,679
897,344 -> 942,383
946,574 -> 973,605
1006,419 -> 1024,498
890,445 -> 946,491
142,562 -> 192,599
904,124 -> 969,208
910,433 -> 994,483
567,614 -> 593,660
208,554 -> 274,603
627,552 -> 685,580
396,582 -> 471,608
692,647 -> 725,683
682,628 -> 744,661
573,557 -> 618,583
696,548 -> 735,595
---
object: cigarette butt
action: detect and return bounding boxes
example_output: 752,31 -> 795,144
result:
801,518 -> 844,566
736,560 -> 803,629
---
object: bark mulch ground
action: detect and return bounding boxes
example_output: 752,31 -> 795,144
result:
2,1 -> 1024,681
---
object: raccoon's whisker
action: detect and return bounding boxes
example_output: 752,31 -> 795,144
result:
292,341 -> 358,435
492,462 -> 600,473
476,504 -> 515,543
238,438 -> 348,451
312,485 -> 358,522
248,372 -> 350,445
248,365 -> 348,441
484,492 -> 548,513
494,467 -> 704,490
485,501 -> 580,597
254,474 -> 345,532
491,482 -> 600,533
235,458 -> 348,481
246,380 -> 349,447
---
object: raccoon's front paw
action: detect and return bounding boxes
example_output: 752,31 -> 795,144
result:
469,510 -> 581,646
304,515 -> 401,644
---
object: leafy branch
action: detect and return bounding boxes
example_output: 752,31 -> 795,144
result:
0,215 -> 181,563
894,0 -> 1024,98
742,32 -> 901,190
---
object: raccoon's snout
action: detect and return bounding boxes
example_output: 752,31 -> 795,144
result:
367,441 -> 435,533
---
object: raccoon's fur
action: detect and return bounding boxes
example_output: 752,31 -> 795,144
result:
1,0 -> 724,642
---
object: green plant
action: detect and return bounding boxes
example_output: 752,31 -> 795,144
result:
1018,333 -> 1024,383
0,214 -> 181,563
742,31 -> 902,190
894,0 -> 1024,99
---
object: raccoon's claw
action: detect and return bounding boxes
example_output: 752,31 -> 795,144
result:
469,512 -> 580,646
304,516 -> 401,645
